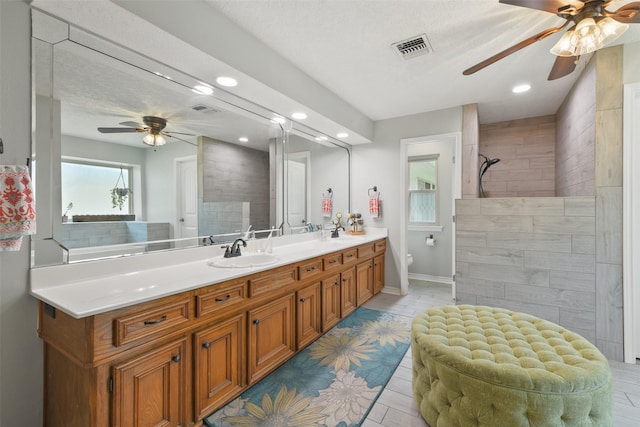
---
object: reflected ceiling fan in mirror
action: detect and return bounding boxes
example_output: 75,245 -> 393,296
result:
464,0 -> 640,80
97,115 -> 195,146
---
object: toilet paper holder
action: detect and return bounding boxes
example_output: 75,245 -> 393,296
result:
426,234 -> 436,246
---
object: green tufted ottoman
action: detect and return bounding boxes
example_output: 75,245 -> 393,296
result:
411,305 -> 613,427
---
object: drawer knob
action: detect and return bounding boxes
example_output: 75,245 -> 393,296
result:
306,267 -> 315,272
215,295 -> 231,302
329,260 -> 337,264
171,355 -> 181,363
202,342 -> 211,349
143,315 -> 167,325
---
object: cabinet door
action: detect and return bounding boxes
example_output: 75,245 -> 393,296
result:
321,274 -> 341,332
248,294 -> 295,384
194,313 -> 246,420
373,254 -> 385,295
112,338 -> 187,427
297,282 -> 322,349
356,260 -> 374,305
341,267 -> 357,317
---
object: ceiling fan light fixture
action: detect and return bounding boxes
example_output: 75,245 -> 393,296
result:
143,133 -> 167,147
551,15 -> 629,58
597,17 -> 628,46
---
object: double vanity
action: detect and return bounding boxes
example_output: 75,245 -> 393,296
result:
31,228 -> 387,427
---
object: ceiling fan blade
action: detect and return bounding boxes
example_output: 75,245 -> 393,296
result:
463,25 -> 566,75
606,2 -> 640,23
163,133 -> 197,146
499,0 -> 585,15
97,127 -> 142,134
164,131 -> 196,136
548,55 -> 577,80
119,121 -> 145,128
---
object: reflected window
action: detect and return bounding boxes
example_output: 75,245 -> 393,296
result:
62,161 -> 133,216
408,155 -> 438,224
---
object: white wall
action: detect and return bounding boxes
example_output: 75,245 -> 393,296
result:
352,107 -> 462,292
0,2 -> 43,425
624,41 -> 640,84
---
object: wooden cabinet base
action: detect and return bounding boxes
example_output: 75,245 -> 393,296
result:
39,238 -> 386,426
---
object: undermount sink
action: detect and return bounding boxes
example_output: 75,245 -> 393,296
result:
207,253 -> 280,268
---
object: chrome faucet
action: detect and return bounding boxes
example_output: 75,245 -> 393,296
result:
331,224 -> 344,238
223,238 -> 247,258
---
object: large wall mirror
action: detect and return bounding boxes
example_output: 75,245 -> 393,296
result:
31,10 -> 351,267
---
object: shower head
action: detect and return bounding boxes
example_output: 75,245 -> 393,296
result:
478,154 -> 501,198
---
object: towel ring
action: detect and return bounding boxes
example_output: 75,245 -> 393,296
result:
323,188 -> 333,198
368,186 -> 379,197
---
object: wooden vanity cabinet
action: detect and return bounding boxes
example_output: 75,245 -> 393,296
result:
356,259 -> 374,305
193,313 -> 246,420
38,238 -> 386,427
248,294 -> 296,384
341,267 -> 358,318
374,254 -> 385,294
321,274 -> 341,331
112,337 -> 188,427
296,281 -> 322,349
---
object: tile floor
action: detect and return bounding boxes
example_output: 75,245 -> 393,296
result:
361,280 -> 640,427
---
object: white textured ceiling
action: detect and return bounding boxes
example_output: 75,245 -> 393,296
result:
207,0 -> 640,123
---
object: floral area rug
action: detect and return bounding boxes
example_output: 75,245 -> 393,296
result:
204,307 -> 411,427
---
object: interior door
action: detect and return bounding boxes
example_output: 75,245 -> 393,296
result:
287,158 -> 308,227
176,156 -> 197,240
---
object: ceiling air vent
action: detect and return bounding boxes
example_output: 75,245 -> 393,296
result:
392,34 -> 433,60
191,104 -> 219,114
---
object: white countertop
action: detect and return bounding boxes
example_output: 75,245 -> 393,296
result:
30,228 -> 387,319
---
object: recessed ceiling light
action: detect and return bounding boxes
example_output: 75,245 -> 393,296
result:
512,84 -> 531,94
337,132 -> 349,138
292,112 -> 307,120
192,85 -> 214,95
271,116 -> 286,124
315,136 -> 328,141
238,137 -> 249,143
154,71 -> 172,80
216,76 -> 238,87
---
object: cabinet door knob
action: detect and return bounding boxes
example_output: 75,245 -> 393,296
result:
334,281 -> 339,286
299,297 -> 306,303
172,355 -> 181,363
202,342 -> 211,349
253,319 -> 260,325
342,278 -> 347,282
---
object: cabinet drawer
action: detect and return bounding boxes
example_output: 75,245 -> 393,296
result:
249,268 -> 296,297
323,252 -> 343,272
375,239 -> 387,253
357,243 -> 375,259
342,248 -> 358,264
196,280 -> 246,317
113,299 -> 191,347
298,259 -> 323,281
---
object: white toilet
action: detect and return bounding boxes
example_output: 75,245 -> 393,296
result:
407,253 -> 414,266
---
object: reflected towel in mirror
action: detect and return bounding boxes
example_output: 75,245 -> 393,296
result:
0,165 -> 36,251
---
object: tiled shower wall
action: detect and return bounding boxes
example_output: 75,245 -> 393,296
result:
478,115 -> 556,197
455,197 -> 597,344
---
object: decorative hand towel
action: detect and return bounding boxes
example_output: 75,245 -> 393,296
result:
322,195 -> 333,218
0,165 -> 36,251
322,190 -> 333,218
369,193 -> 380,218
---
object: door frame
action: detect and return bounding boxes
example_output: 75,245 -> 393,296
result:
399,132 -> 461,297
623,82 -> 640,363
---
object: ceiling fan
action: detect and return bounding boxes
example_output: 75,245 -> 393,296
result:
464,0 -> 640,80
98,116 -> 195,146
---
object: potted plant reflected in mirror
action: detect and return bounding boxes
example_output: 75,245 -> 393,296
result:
62,202 -> 73,223
111,187 -> 130,211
